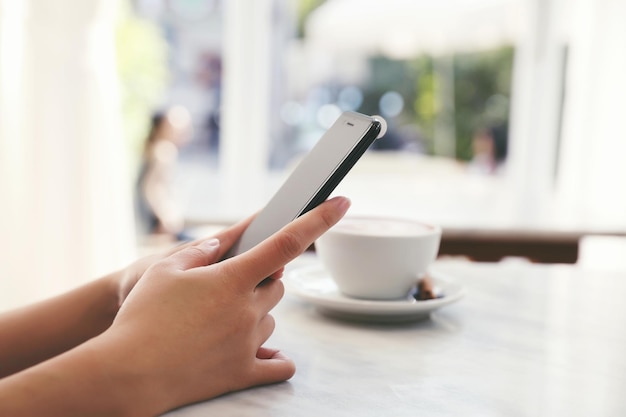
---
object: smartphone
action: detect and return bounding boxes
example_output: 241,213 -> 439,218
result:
224,111 -> 385,258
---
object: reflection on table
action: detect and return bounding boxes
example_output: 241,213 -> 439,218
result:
164,254 -> 626,417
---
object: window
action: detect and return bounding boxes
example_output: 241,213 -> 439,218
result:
134,0 -> 626,232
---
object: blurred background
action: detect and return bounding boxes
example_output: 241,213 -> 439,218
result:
1,0 -> 626,308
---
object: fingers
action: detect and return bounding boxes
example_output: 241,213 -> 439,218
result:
209,215 -> 256,259
268,266 -> 285,280
160,238 -> 222,271
222,196 -> 351,289
254,278 -> 285,314
253,347 -> 296,384
163,214 -> 256,258
256,346 -> 290,361
256,314 -> 276,347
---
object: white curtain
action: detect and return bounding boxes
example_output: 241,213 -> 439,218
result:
556,0 -> 626,230
507,0 -> 626,231
219,0 -> 274,211
0,0 -> 136,310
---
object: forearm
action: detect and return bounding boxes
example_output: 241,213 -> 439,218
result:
0,272 -> 120,378
0,335 -> 153,417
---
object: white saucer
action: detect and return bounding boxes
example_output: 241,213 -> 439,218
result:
285,263 -> 465,323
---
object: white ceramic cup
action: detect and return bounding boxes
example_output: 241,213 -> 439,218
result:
315,216 -> 441,300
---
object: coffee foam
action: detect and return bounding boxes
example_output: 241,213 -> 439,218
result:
332,217 -> 433,236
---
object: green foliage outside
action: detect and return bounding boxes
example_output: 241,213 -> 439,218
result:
414,47 -> 514,160
361,47 -> 514,161
295,1 -> 514,161
413,56 -> 437,151
449,46 -> 514,160
359,56 -> 418,124
116,1 -> 513,164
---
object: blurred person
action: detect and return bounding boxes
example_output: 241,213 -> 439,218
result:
196,52 -> 223,153
0,196 -> 352,416
136,105 -> 192,241
468,123 -> 508,175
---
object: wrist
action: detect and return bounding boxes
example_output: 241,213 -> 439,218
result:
86,331 -> 171,417
103,269 -> 125,311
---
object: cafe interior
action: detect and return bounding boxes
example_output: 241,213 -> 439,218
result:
1,0 -> 625,415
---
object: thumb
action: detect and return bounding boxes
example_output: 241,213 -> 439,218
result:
164,238 -> 221,271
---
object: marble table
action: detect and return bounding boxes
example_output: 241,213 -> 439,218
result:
164,255 -> 626,417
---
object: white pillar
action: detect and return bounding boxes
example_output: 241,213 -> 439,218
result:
0,0 -> 136,309
556,0 -> 626,230
506,0 -> 568,226
219,0 -> 273,214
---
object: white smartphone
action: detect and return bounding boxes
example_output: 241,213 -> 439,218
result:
224,111 -> 386,258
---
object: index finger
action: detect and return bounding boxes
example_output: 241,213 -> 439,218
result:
219,196 -> 351,289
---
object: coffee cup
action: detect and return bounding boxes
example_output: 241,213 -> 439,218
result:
315,216 -> 441,300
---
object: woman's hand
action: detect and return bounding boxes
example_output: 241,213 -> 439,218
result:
96,196 -> 351,415
113,219 -> 287,310
112,216 -> 259,310
0,196 -> 350,417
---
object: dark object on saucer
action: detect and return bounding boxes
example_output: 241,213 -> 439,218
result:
413,274 -> 442,300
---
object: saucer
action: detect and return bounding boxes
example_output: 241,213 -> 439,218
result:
285,263 -> 465,323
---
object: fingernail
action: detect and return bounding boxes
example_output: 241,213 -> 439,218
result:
201,238 -> 220,250
334,196 -> 351,213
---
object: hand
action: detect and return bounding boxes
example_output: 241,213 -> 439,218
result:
112,217 -> 260,309
92,196 -> 351,415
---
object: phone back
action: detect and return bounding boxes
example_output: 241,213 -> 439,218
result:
226,112 -> 380,257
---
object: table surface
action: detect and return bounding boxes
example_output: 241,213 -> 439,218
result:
164,255 -> 626,417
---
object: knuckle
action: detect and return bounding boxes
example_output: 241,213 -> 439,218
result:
272,230 -> 304,261
264,314 -> 276,332
184,245 -> 206,260
145,262 -> 169,278
319,205 -> 338,230
237,303 -> 253,320
273,279 -> 285,298
240,304 -> 260,327
213,261 -> 243,290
